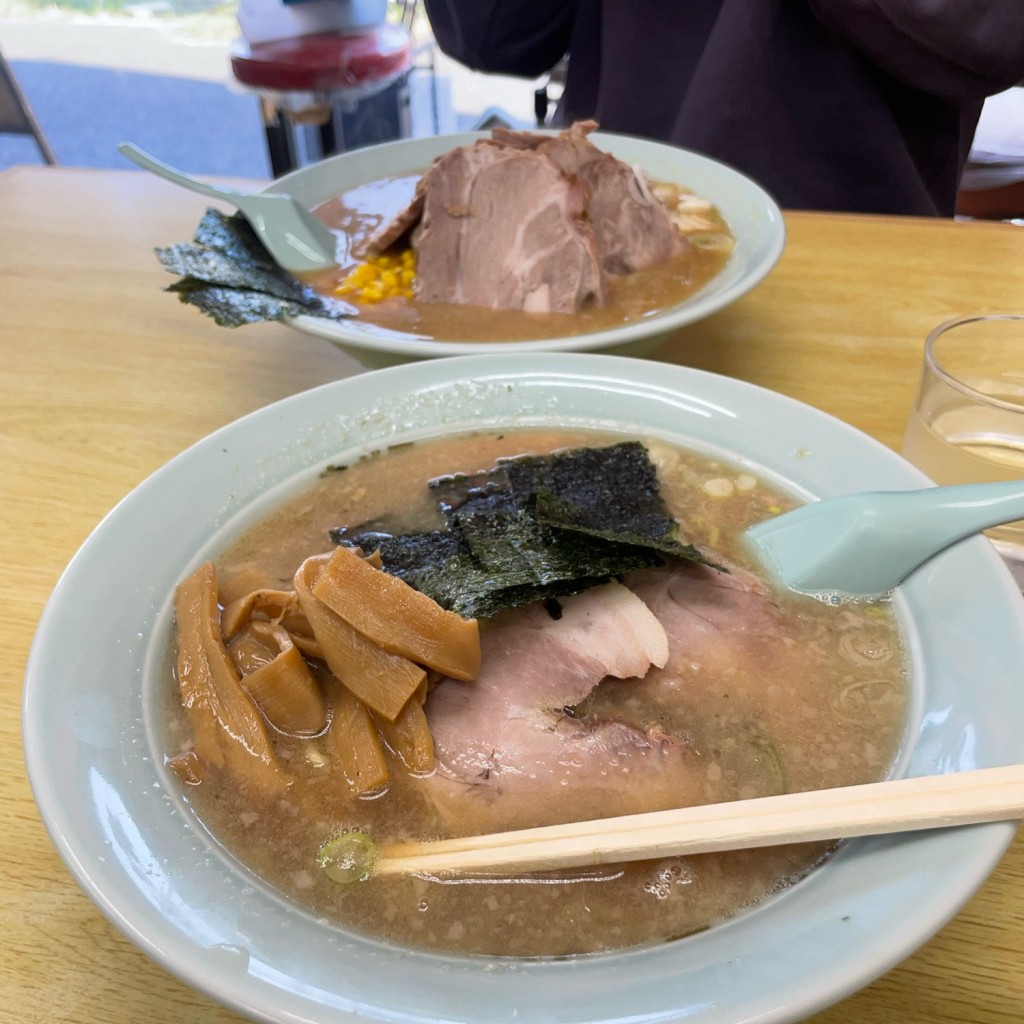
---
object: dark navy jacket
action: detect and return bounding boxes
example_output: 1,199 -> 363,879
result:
423,0 -> 1024,214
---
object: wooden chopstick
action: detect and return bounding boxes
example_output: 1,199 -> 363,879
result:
374,764 -> 1024,876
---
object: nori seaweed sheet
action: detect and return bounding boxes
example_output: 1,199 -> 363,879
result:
330,442 -> 720,619
156,208 -> 355,328
450,491 -> 662,586
435,442 -> 674,535
345,539 -> 635,620
435,442 -> 717,562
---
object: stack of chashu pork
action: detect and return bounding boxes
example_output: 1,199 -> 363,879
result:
366,121 -> 689,314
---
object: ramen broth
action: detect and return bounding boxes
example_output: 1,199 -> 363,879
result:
309,176 -> 734,343
164,430 -> 909,956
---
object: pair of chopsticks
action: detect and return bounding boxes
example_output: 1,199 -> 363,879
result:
374,764 -> 1024,876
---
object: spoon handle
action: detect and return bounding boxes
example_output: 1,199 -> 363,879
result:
117,143 -> 247,204
884,479 -> 1024,547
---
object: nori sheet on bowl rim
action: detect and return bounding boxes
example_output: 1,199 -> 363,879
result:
156,208 -> 355,328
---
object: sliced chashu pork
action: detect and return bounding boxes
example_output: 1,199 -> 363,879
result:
423,580 -> 699,832
412,142 -> 606,313
362,141 -> 506,260
625,562 -> 784,677
422,560 -> 795,834
535,122 -> 688,275
448,121 -> 687,275
363,121 -> 686,314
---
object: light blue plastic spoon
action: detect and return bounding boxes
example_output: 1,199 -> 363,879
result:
746,479 -> 1024,598
118,142 -> 337,276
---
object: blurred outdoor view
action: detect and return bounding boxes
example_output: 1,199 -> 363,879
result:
0,0 -> 543,175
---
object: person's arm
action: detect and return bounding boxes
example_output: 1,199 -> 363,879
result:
807,0 -> 1024,101
422,0 -> 576,77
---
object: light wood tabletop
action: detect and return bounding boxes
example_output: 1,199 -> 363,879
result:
3,165 -> 1023,1024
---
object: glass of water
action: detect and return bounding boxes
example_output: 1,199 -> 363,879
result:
902,314 -> 1024,558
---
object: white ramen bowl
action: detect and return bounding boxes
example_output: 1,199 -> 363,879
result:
267,132 -> 785,367
23,354 -> 1024,1024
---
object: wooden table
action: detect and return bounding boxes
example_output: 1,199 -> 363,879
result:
3,166 -> 1023,1024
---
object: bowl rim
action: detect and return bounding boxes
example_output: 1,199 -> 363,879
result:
22,353 -> 1024,1024
265,130 -> 787,357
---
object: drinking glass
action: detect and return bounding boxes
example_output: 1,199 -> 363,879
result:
902,314 -> 1024,565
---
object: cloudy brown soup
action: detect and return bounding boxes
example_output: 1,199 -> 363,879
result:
164,429 -> 909,957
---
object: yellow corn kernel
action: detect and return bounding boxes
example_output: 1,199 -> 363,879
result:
335,251 -> 418,304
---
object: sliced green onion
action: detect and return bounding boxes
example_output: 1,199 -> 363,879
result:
687,232 -> 735,253
317,831 -> 376,884
829,679 -> 902,724
751,736 -> 787,795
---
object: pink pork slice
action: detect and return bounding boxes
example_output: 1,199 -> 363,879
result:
412,142 -> 607,313
422,581 -> 698,832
